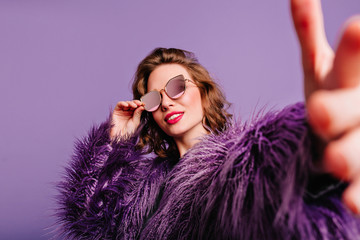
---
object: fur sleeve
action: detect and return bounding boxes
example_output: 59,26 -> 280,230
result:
201,102 -> 360,239
56,118 -> 145,240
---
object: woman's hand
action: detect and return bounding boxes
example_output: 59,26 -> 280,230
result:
291,0 -> 360,214
109,100 -> 145,140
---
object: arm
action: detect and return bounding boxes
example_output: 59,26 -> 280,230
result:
56,116 -> 146,239
291,0 -> 360,214
201,103 -> 360,239
56,100 -> 146,239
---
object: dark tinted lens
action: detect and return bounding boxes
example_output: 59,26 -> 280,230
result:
141,91 -> 161,112
166,75 -> 185,99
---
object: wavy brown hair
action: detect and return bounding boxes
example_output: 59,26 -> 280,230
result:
132,48 -> 232,159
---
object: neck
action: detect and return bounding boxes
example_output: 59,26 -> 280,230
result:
174,127 -> 209,158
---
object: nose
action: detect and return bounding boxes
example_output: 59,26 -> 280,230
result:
160,90 -> 174,111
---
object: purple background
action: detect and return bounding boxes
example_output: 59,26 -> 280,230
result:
0,0 -> 359,239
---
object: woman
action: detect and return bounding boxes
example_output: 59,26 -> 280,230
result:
57,0 -> 360,239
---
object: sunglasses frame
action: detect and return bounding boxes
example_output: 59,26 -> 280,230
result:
140,74 -> 194,112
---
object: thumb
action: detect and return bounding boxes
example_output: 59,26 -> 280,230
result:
132,106 -> 145,127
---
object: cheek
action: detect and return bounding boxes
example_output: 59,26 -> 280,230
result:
152,112 -> 163,126
185,89 -> 203,111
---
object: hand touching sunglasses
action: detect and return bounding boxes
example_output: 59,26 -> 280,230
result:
140,74 -> 195,112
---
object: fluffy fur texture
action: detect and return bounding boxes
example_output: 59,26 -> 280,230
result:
56,103 -> 360,239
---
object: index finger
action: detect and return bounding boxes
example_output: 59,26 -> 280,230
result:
133,99 -> 144,106
290,0 -> 332,73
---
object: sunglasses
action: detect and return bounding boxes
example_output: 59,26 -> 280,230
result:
140,74 -> 194,112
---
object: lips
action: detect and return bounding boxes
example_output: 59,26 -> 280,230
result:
165,111 -> 184,124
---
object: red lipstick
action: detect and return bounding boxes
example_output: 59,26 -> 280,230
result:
165,112 -> 184,124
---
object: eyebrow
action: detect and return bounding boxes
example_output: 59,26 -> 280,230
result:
147,74 -> 185,92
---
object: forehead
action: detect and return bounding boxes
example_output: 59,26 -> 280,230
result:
147,64 -> 191,91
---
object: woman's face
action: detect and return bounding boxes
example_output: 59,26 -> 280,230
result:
147,64 -> 207,141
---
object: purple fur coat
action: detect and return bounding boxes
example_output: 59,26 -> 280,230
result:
56,103 -> 360,239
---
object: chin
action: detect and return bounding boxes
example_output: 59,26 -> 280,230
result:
166,131 -> 186,139
164,128 -> 188,138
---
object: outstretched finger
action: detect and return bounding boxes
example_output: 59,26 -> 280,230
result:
290,0 -> 334,94
333,17 -> 360,89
